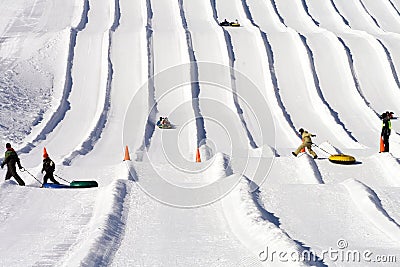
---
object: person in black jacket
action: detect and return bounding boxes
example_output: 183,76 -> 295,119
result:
41,152 -> 59,186
1,143 -> 25,186
381,112 -> 392,152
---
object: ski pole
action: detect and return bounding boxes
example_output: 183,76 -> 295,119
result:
21,168 -> 42,185
54,174 -> 70,184
312,143 -> 332,156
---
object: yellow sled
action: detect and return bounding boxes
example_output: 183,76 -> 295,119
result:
328,154 -> 356,165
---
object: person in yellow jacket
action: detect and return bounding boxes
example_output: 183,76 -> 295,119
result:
292,128 -> 318,159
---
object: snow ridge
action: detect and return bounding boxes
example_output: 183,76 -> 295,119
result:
342,179 -> 400,243
261,34 -> 298,135
269,0 -> 286,25
240,0 -> 299,137
300,0 -> 320,26
111,0 -> 121,31
328,0 -> 350,26
223,30 -> 258,149
20,0 -> 91,154
136,0 -> 157,159
358,0 -> 382,29
372,153 -> 400,186
209,0 -> 266,150
388,0 -> 400,16
336,37 -> 378,117
65,180 -> 131,266
299,34 -> 358,143
224,176 -> 324,266
377,39 -> 400,88
177,0 -> 207,147
62,0 -> 121,165
296,155 -> 324,184
206,154 -> 324,266
209,0 -> 218,21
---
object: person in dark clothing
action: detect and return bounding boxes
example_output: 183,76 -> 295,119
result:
219,19 -> 230,26
1,143 -> 25,186
157,117 -> 163,127
381,112 -> 391,152
41,152 -> 59,186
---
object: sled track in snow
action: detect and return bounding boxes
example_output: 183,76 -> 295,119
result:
337,37 -> 379,116
358,0 -> 382,28
210,0 -> 262,149
64,180 -> 131,266
136,0 -> 156,157
63,0 -> 121,165
299,34 -> 358,142
300,0 -> 320,26
377,40 -> 400,88
239,0 -> 298,137
270,0 -> 367,146
220,27 -> 259,149
307,0 -> 400,112
177,0 -> 207,148
328,0 -> 350,25
389,0 -> 400,15
304,0 -> 398,119
209,0 -> 261,148
4,0 -> 400,265
216,158 -> 326,266
343,179 -> 400,243
20,0 -> 91,155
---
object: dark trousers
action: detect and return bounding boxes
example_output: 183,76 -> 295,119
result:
43,172 -> 59,184
383,135 -> 390,152
5,164 -> 25,186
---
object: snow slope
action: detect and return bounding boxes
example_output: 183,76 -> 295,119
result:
1,0 -> 400,266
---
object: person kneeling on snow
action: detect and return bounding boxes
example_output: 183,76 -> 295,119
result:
292,128 -> 318,159
41,152 -> 60,186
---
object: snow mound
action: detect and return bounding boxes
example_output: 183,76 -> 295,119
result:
64,179 -> 131,266
207,153 -> 321,265
342,178 -> 400,243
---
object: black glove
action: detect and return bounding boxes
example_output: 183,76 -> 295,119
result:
312,135 -> 316,137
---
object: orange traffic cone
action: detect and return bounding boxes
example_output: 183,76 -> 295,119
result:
380,136 -> 385,152
43,147 -> 48,158
196,148 -> 201,162
123,145 -> 131,161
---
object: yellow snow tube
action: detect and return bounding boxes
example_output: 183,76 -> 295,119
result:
328,154 -> 356,165
230,23 -> 240,27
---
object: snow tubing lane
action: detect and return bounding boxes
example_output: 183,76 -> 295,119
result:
328,154 -> 356,164
42,183 -> 70,188
69,180 -> 98,188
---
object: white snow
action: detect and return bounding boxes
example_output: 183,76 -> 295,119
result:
1,0 -> 400,266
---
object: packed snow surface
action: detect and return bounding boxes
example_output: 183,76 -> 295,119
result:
1,0 -> 400,266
